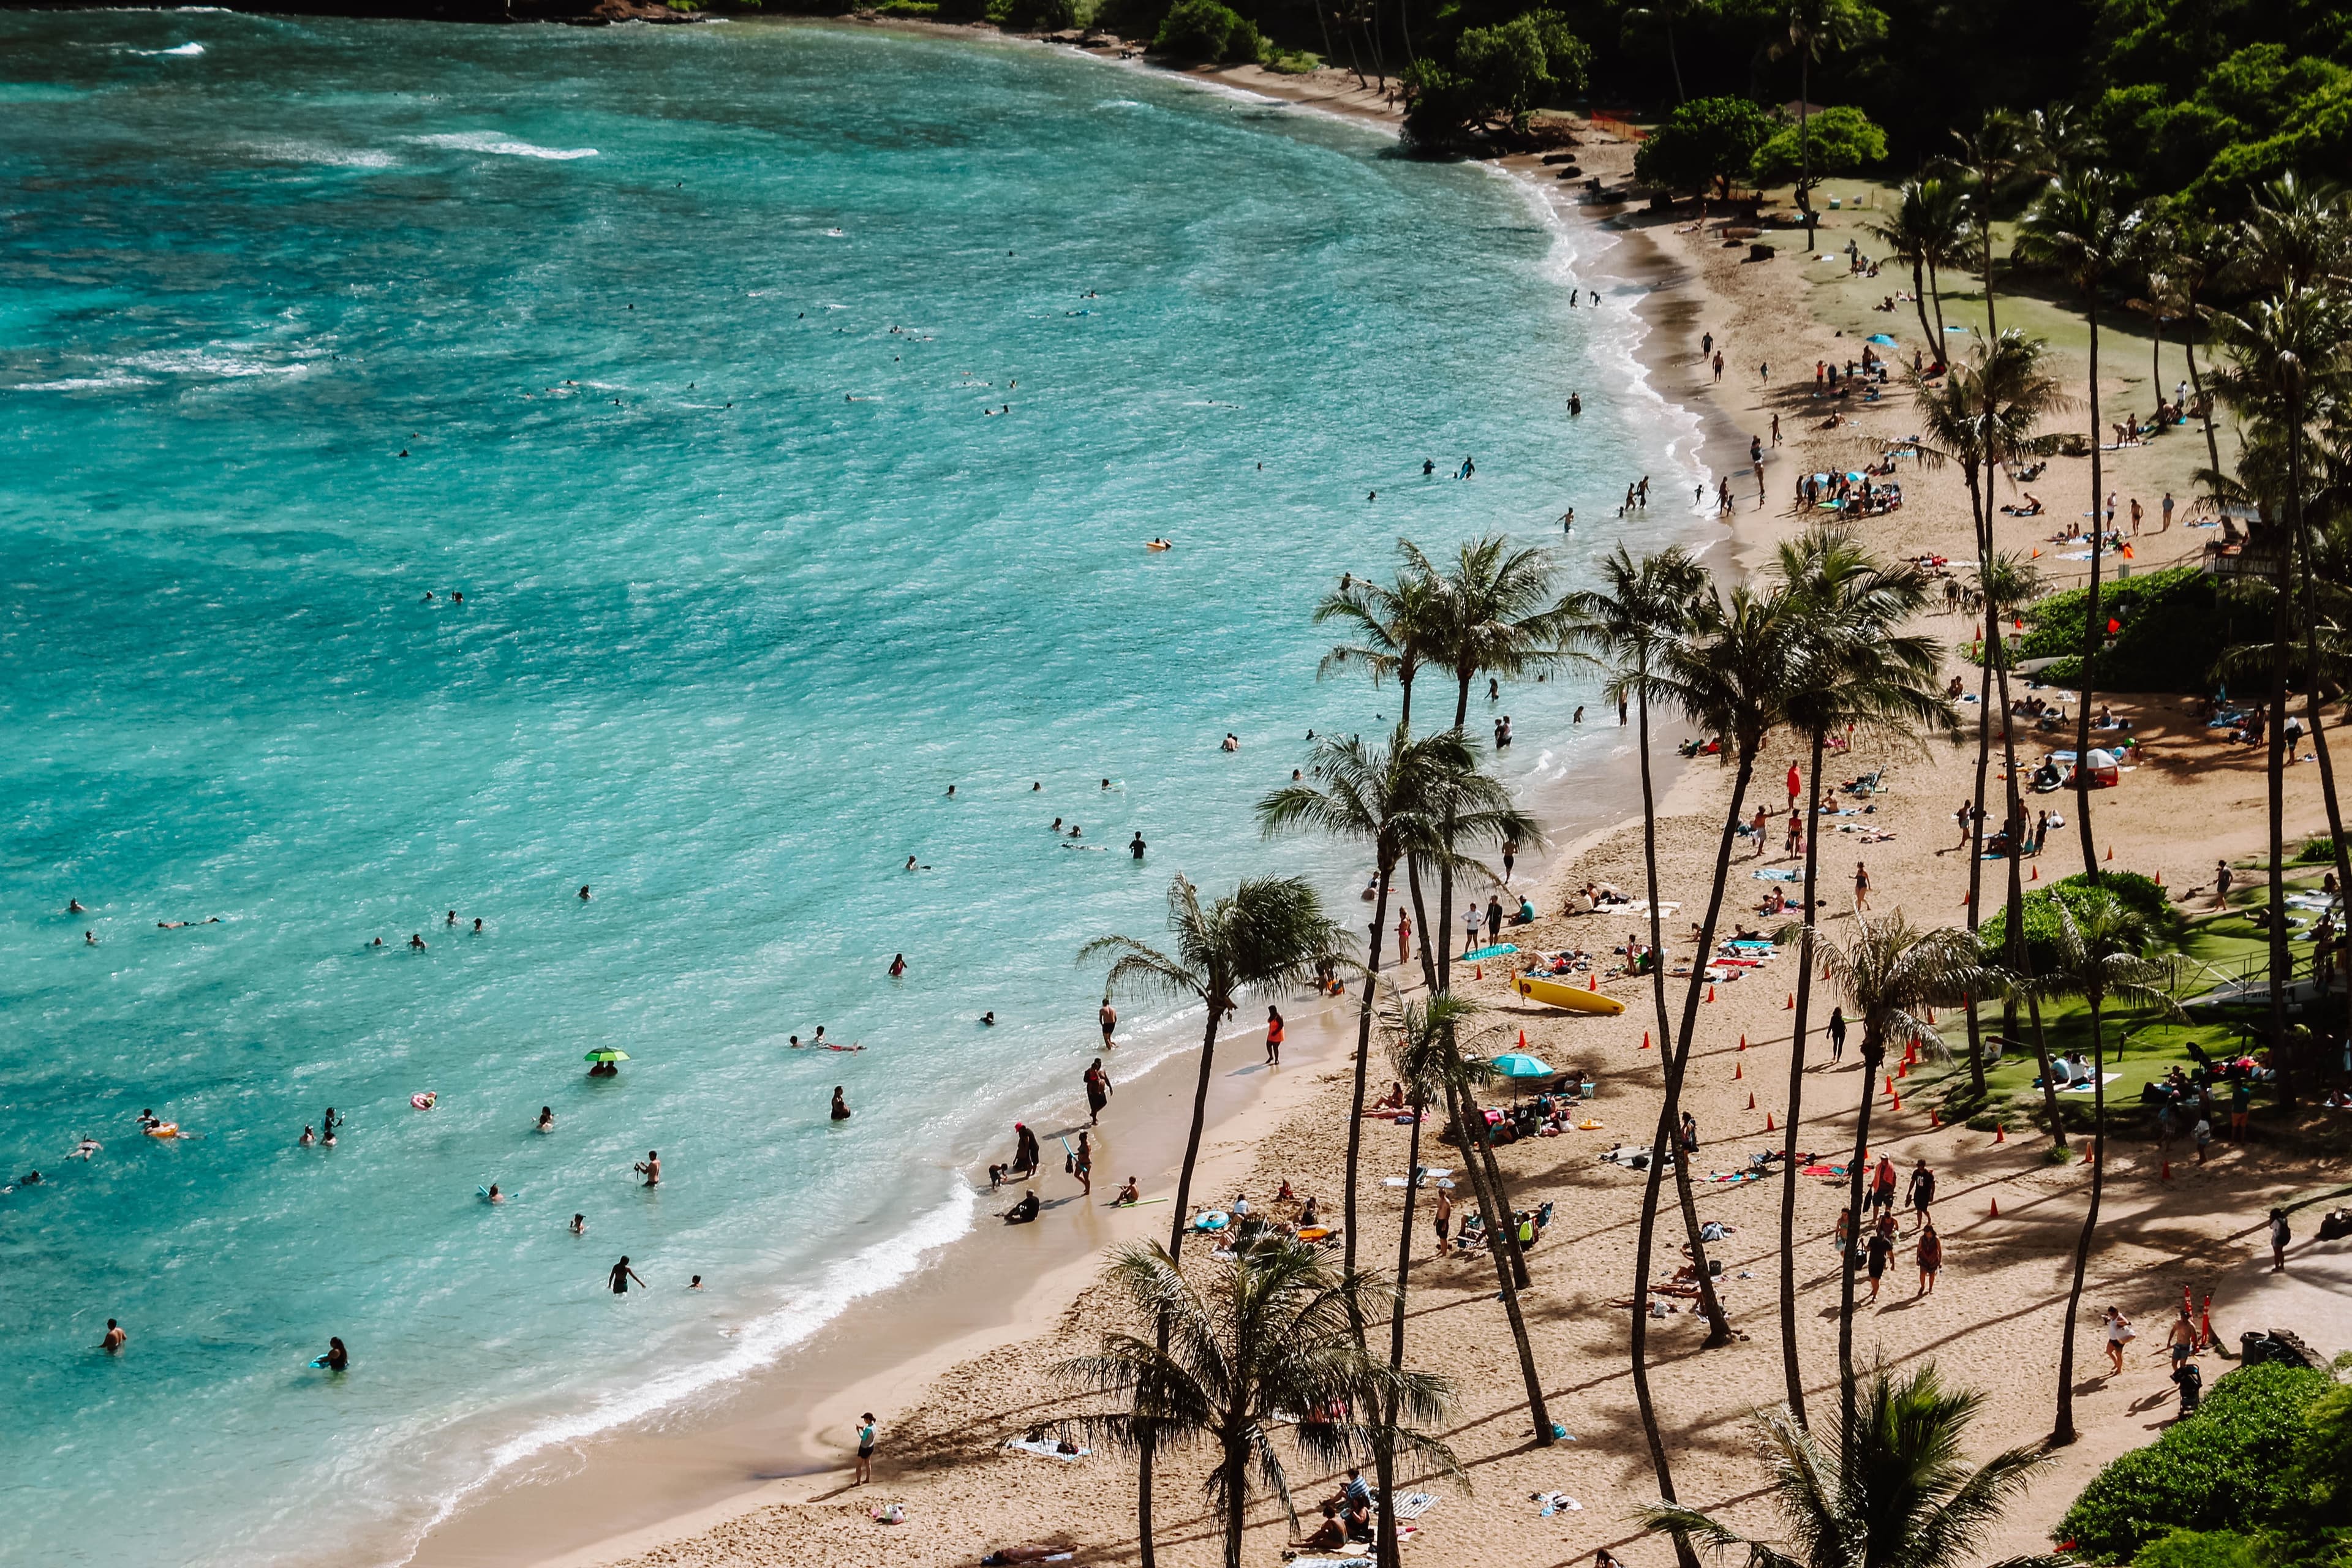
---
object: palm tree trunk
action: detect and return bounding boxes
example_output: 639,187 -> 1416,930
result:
1836,1034 -> 1881,1459
2264,431 -> 2298,1102
1777,727 -> 1827,1423
1397,0 -> 1415,66
1444,1076 -> 1554,1442
1139,1444 -> 1157,1568
1221,1439 -> 1250,1568
1667,1128 -> 1733,1344
1965,630 -> 1994,1095
1911,258 -> 1936,362
1311,0 -> 1336,73
1167,1007 -> 1226,1259
1665,21 -> 1684,102
1376,1102 -> 1427,1568
1926,257 -> 1948,345
1628,682 -> 1697,1540
2052,999 -> 2106,1444
1345,869 -> 1396,1281
2185,323 -> 2221,499
1404,861 -> 1439,992
2294,484 -> 2352,1049
2074,298 -> 2105,882
1798,60 -> 1814,248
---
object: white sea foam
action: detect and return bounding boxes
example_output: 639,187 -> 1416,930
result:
9,374 -> 158,391
242,140 -> 399,169
129,40 -> 206,55
399,1177 -> 978,1561
410,132 -> 598,161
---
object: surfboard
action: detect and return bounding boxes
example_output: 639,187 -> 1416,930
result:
1511,974 -> 1627,1017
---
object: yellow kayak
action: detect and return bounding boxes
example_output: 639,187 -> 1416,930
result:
1512,973 -> 1627,1017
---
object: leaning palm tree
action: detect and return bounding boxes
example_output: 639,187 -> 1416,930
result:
1765,528 -> 1950,1427
1316,564 -> 1442,730
1561,545 -> 1713,1509
1058,1240 -> 1457,1568
1637,1362 -> 2065,1568
1866,176 -> 1968,359
2016,167 -> 2141,881
1259,725 -> 1488,1288
1373,990 -> 1484,1568
1801,916 -> 1986,1451
1080,875 -> 1348,1567
2002,892 -> 2181,1446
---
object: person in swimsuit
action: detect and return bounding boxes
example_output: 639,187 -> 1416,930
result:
102,1319 -> 126,1352
1114,1176 -> 1140,1205
1003,1189 -> 1039,1224
1864,1227 -> 1894,1300
321,1336 -> 349,1371
537,1106 -> 555,1133
831,1088 -> 851,1121
1265,1006 -> 1284,1066
571,1213 -> 587,1234
1085,1060 -> 1111,1125
1915,1221 -> 1942,1295
609,1257 -> 646,1294
1072,1131 -> 1092,1196
1433,1188 -> 1453,1256
1098,1000 -> 1117,1047
635,1151 -> 660,1186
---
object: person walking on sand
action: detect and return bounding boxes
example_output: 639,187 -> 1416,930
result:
1870,1154 -> 1898,1217
1864,1224 -> 1894,1302
854,1412 -> 876,1484
2103,1305 -> 2134,1373
1853,859 -> 1872,911
2166,1303 -> 2197,1370
2269,1207 -> 2291,1272
1827,1005 -> 1847,1065
1098,997 -> 1117,1048
1072,1130 -> 1093,1195
1432,1186 -> 1453,1257
1915,1221 -> 1942,1295
1084,1058 -> 1112,1124
1264,1005 -> 1284,1066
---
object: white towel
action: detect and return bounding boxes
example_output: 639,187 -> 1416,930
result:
1005,1438 -> 1089,1461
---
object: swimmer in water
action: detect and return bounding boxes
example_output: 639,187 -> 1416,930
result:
635,1151 -> 660,1187
889,952 -> 907,978
1068,824 -> 1081,839
831,1087 -> 852,1120
1221,733 -> 1240,752
1146,537 -> 1172,549
300,1125 -> 316,1145
102,1319 -> 126,1352
485,1184 -> 505,1203
946,783 -> 956,797
609,1257 -> 646,1295
689,1275 -> 704,1289
445,910 -> 456,926
905,855 -> 918,871
981,1010 -> 996,1026
74,1137 -> 100,1159
1422,459 -> 1435,476
1568,392 -> 1581,416
370,937 -> 383,947
571,1213 -> 587,1234
578,885 -> 592,901
409,933 -> 426,950
472,918 -> 483,933
321,1336 -> 349,1371
157,918 -> 221,929
85,930 -> 96,945
537,1106 -> 555,1133
1129,832 -> 1146,859
68,899 -> 86,914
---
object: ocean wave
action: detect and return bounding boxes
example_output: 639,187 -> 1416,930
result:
410,132 -> 598,161
241,140 -> 399,169
403,1177 -> 977,1559
119,348 -> 307,378
129,40 -> 206,55
8,374 -> 159,391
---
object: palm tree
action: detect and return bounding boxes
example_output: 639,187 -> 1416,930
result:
2016,167 -> 2141,881
1943,110 -> 2029,337
1769,0 -> 1887,248
1407,532 -> 1570,995
1637,1362 -> 2065,1568
1912,332 -> 2071,1107
1765,529 -> 1949,1425
1259,726 -> 1482,1289
1560,545 -> 1713,1506
2209,288 -> 2352,1099
1865,176 -> 1967,361
1080,875 -> 1348,1567
1803,916 -> 1985,1450
1315,565 -> 1441,731
1997,892 -> 2180,1445
1057,1240 -> 1457,1568
1374,990 -> 1483,1568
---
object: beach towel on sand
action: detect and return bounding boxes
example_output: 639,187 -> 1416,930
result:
1387,1493 -> 1438,1520
1287,1558 -> 1374,1568
1005,1438 -> 1090,1461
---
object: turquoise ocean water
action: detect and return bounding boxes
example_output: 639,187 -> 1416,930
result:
0,14 -> 1706,1564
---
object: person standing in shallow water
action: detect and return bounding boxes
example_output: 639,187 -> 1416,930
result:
1264,1005 -> 1284,1066
831,1087 -> 851,1121
1084,1058 -> 1112,1125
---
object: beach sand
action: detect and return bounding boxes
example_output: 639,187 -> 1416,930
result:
414,91 -> 2352,1568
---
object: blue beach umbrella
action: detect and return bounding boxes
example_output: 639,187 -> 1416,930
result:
1490,1052 -> 1553,1079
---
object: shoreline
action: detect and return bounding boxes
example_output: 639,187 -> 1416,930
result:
403,82 -> 1721,1568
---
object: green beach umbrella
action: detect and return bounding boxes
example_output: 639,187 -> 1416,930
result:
584,1049 -> 630,1063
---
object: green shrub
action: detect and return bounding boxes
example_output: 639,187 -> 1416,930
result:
2136,1531 -> 2266,1568
1634,96 -> 1776,200
1751,104 -> 1888,187
1262,47 -> 1320,73
1978,870 -> 2174,970
1091,0 -> 1167,40
2059,1363 -> 2332,1560
2022,565 -> 2228,693
1152,0 -> 1257,61
2296,833 -> 2345,864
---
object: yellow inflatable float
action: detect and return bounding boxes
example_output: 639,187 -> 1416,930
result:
1511,973 -> 1627,1017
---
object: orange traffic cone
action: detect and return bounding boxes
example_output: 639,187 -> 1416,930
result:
1735,1060 -> 1744,1080
1898,1059 -> 1910,1079
1765,1110 -> 1774,1131
1994,1122 -> 2007,1143
1786,992 -> 1796,1009
2106,845 -> 2114,861
1926,1007 -> 1936,1024
1885,1074 -> 1896,1096
1929,1108 -> 1942,1129
1640,1031 -> 1653,1050
1518,1030 -> 1528,1051
1475,963 -> 1483,981
1738,1034 -> 1748,1051
2156,870 -> 2165,888
1989,1195 -> 2000,1218
1891,1091 -> 1902,1111
1590,971 -> 1600,991
1707,984 -> 1717,1003
1747,1091 -> 1757,1110
2030,865 -> 2039,881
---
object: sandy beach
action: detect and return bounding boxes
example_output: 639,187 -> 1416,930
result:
412,70 -> 2352,1568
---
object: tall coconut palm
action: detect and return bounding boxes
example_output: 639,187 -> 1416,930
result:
1642,584 -> 1809,1360
1080,875 -> 1349,1567
1259,725 -> 1491,1287
1057,1240 -> 1457,1568
1943,110 -> 2029,336
1560,544 -> 1712,1506
1637,1362 -> 2065,1568
1406,532 -> 1570,997
1769,0 -> 1887,248
1765,528 -> 1950,1426
1866,176 -> 1968,360
2016,167 -> 2141,882
1316,564 -> 1441,731
1912,331 -> 2071,1106
1997,892 -> 2180,1445
1374,989 -> 1487,1568
2208,284 -> 2352,1099
1802,916 -> 1985,1452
